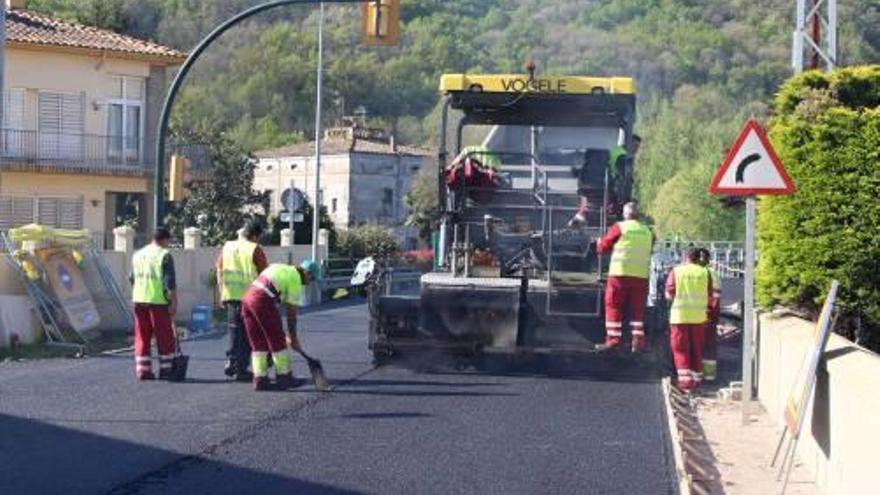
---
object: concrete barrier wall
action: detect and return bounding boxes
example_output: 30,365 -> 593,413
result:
758,313 -> 880,495
0,242 -> 324,345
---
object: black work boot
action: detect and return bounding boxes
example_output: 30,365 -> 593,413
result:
223,359 -> 236,378
158,368 -> 173,381
274,373 -> 304,390
137,371 -> 155,381
234,370 -> 254,382
253,376 -> 271,391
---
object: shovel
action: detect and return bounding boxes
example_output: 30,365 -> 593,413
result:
293,348 -> 330,392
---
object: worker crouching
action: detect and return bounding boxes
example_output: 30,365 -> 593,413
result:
241,261 -> 321,391
665,248 -> 717,391
596,202 -> 654,352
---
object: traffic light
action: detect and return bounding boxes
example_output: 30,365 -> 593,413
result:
168,155 -> 190,202
361,0 -> 400,46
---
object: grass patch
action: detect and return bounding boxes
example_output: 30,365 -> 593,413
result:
0,333 -> 133,362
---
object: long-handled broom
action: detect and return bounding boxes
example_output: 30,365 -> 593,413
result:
293,348 -> 330,392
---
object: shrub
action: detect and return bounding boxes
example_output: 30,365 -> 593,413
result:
758,66 -> 880,348
336,224 -> 400,260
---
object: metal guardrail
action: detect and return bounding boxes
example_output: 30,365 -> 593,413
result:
321,257 -> 422,292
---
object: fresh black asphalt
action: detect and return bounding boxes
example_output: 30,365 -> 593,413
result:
0,302 -> 677,495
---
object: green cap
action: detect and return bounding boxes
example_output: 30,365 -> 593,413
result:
300,259 -> 322,281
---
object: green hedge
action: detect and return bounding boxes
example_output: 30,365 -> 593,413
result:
758,66 -> 880,346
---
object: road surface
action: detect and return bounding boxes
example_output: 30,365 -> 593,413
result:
0,303 -> 677,495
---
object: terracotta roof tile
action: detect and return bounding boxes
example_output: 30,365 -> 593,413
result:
5,9 -> 186,62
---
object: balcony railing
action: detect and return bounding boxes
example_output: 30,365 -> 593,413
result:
0,128 -> 153,175
0,129 -> 214,179
0,129 -> 215,177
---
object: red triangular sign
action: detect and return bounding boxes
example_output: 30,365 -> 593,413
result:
709,120 -> 795,196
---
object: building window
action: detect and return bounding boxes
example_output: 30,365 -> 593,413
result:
331,198 -> 338,214
107,76 -> 144,163
38,91 -> 85,160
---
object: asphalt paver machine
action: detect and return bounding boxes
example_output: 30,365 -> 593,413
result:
368,71 -> 668,369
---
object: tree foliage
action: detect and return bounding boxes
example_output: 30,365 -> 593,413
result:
403,162 -> 439,241
336,224 -> 400,260
758,66 -> 880,348
164,129 -> 269,247
27,0 -> 879,240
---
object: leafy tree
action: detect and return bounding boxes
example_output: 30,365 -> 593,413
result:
758,66 -> 880,349
403,162 -> 439,242
164,129 -> 269,247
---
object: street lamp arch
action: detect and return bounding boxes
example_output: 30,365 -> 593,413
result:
154,0 -> 364,228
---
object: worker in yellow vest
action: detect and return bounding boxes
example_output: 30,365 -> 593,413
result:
697,247 -> 722,382
596,202 -> 655,352
130,228 -> 178,381
217,222 -> 268,381
665,248 -> 716,391
241,261 -> 322,391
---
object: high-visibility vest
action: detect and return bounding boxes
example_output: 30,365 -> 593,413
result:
670,263 -> 710,325
463,145 -> 501,168
709,268 -> 721,296
261,264 -> 303,306
608,220 -> 653,279
220,240 -> 258,302
132,244 -> 169,304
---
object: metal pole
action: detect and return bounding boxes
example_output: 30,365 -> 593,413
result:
827,0 -> 837,69
1,3 -> 6,184
288,178 -> 295,241
311,2 -> 324,261
792,0 -> 806,73
742,196 -> 757,424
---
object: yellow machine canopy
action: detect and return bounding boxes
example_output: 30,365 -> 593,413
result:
440,74 -> 636,95
439,73 -> 637,128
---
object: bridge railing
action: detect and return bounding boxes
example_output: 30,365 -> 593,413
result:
321,257 -> 422,294
653,239 -> 746,279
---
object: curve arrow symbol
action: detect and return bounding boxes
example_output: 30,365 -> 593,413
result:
735,153 -> 761,183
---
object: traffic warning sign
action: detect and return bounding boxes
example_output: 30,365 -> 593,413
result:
709,119 -> 795,196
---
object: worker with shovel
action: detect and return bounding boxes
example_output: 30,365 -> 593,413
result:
241,261 -> 323,391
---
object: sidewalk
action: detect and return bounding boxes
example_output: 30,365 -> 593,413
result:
696,395 -> 817,495
694,320 -> 817,495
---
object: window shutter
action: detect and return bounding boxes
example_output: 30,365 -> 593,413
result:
37,197 -> 60,226
38,92 -> 84,159
0,196 -> 13,230
13,197 -> 36,226
3,88 -> 25,129
58,198 -> 84,229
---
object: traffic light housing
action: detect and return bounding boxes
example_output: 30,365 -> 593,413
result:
361,0 -> 400,46
168,155 -> 189,202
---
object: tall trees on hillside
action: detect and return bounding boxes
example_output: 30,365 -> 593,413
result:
26,0 -> 879,240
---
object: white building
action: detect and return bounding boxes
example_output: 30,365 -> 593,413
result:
254,126 -> 430,247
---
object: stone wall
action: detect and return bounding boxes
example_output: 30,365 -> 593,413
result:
758,312 -> 880,494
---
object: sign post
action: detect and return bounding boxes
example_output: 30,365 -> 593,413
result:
709,119 -> 795,424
